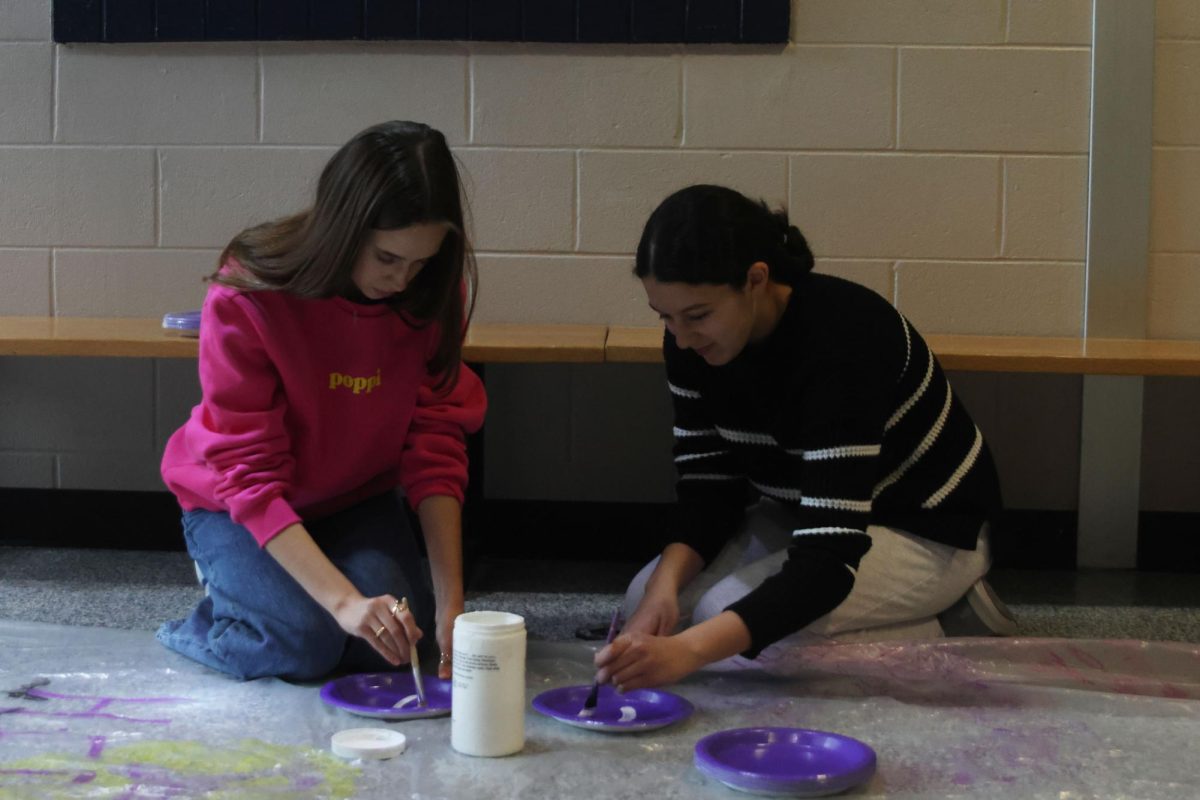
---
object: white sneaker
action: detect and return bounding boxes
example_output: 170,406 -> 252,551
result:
939,579 -> 1018,637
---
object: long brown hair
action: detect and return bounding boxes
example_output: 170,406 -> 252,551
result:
214,120 -> 476,390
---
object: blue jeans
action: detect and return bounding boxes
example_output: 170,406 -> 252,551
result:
157,492 -> 434,681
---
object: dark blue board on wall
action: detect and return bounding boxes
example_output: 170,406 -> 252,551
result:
155,0 -> 204,41
53,0 -> 789,44
203,0 -> 255,41
104,0 -> 154,42
364,0 -> 419,40
632,0 -> 685,43
469,0 -> 522,42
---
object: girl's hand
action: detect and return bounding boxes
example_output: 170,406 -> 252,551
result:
593,631 -> 704,691
336,594 -> 422,668
434,599 -> 464,679
623,586 -> 681,637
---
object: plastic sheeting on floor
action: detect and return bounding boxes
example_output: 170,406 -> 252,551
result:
1,620 -> 1196,799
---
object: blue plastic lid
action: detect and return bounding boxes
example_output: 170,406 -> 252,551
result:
162,310 -> 201,332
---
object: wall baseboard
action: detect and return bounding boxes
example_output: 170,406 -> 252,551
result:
1,489 -> 1194,572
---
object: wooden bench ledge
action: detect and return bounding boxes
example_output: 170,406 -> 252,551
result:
4,317 -> 1200,375
0,316 -> 199,358
605,326 -> 1200,376
0,317 -> 609,363
464,322 -> 606,363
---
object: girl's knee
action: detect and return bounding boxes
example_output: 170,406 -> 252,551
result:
210,612 -> 345,681
274,640 -> 344,681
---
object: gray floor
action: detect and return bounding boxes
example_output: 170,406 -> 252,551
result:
0,545 -> 1197,642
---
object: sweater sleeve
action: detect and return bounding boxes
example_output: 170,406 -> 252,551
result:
398,337 -> 487,509
184,288 -> 301,546
726,339 -> 894,657
663,335 -> 747,564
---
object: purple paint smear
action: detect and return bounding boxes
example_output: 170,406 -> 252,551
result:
0,707 -> 172,724
88,735 -> 107,758
27,689 -> 190,704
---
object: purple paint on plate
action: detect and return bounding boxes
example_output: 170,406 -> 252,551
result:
320,672 -> 452,720
532,684 -> 694,732
694,727 -> 876,797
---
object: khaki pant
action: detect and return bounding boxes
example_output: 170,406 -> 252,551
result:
623,500 -> 990,670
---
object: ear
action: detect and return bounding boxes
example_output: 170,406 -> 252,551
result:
745,261 -> 770,291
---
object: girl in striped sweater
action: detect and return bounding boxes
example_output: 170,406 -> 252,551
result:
595,185 -> 1012,691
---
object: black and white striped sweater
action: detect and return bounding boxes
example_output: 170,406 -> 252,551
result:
664,273 -> 1001,657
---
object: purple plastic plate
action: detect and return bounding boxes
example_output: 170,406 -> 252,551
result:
320,672 -> 451,720
694,727 -> 876,797
531,684 -> 693,732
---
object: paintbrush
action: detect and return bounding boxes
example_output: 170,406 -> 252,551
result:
397,597 -> 427,708
409,639 -> 427,707
581,607 -> 622,713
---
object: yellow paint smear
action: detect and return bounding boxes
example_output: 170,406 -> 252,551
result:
0,738 -> 357,799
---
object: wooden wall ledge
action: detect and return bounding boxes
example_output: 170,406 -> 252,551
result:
605,326 -> 1200,377
0,317 -> 610,363
0,316 -> 200,358
3,317 -> 1200,376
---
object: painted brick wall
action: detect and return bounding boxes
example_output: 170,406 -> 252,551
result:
1139,0 -> 1200,513
1148,0 -> 1200,338
0,0 -> 1164,514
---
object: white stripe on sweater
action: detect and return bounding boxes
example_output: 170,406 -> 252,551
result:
900,314 -> 913,380
874,379 -> 953,498
717,426 -> 779,446
750,480 -> 803,501
793,526 -> 865,537
674,450 -> 726,464
796,444 -> 881,461
668,382 -> 701,399
674,426 -> 717,438
923,425 -> 984,508
750,481 -> 872,513
886,348 -> 933,431
801,495 -> 873,513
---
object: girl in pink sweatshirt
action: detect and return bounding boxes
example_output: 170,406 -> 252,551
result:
158,121 -> 486,681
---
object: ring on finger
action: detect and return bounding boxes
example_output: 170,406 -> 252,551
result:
390,597 -> 408,618
439,653 -> 452,665
374,625 -> 386,638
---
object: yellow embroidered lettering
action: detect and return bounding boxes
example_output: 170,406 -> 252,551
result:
330,369 -> 383,395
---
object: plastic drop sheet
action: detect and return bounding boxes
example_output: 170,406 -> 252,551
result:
1,620 -> 1197,799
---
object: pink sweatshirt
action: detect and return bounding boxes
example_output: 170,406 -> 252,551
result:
161,280 -> 486,546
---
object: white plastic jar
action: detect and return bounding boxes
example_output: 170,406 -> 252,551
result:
450,610 -> 526,757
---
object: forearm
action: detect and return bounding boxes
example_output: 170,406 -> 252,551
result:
264,522 -> 360,615
676,610 -> 753,666
648,542 -> 706,594
416,494 -> 464,611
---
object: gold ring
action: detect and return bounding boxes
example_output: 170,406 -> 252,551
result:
374,625 -> 386,638
391,597 -> 408,618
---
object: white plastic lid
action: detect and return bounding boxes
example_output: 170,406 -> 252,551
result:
454,610 -> 525,634
330,728 -> 407,760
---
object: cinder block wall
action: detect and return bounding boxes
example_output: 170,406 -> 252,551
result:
0,1 -> 1195,514
1141,0 -> 1200,512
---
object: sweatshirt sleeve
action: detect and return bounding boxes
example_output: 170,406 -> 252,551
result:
663,334 -> 747,564
184,288 -> 301,546
725,343 -> 890,657
398,334 -> 487,509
